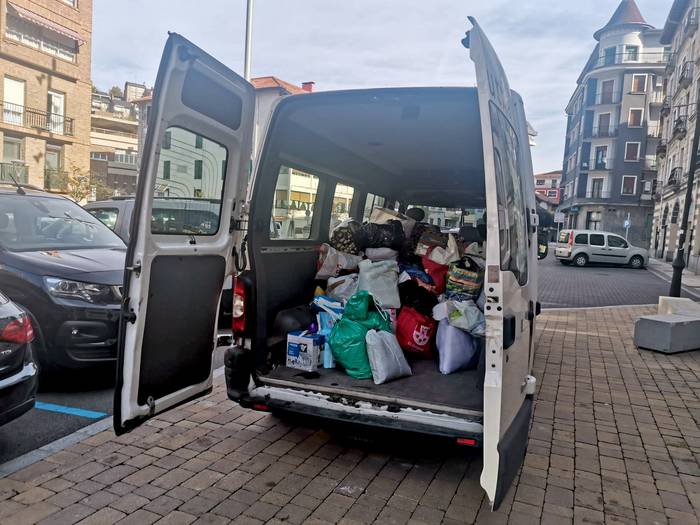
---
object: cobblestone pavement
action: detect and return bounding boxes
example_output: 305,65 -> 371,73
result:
1,306 -> 699,524
538,254 -> 699,308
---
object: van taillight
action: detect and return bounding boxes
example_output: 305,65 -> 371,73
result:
568,231 -> 574,246
232,277 -> 246,335
0,315 -> 34,344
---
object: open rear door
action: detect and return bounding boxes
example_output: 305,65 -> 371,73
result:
464,18 -> 538,509
114,34 -> 254,434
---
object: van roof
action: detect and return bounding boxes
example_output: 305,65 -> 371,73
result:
267,87 -> 486,208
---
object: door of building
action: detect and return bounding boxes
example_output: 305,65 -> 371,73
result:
600,80 -> 615,104
48,91 -> 65,134
3,77 -> 25,126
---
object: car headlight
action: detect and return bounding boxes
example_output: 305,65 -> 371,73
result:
44,277 -> 117,304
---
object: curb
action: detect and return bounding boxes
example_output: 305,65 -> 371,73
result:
0,365 -> 227,479
645,266 -> 700,300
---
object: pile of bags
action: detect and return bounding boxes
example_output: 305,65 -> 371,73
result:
287,206 -> 487,383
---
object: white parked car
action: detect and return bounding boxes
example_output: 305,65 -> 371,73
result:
555,229 -> 649,268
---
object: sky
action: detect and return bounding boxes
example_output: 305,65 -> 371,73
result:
92,0 -> 673,174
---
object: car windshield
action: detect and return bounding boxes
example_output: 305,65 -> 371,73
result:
0,194 -> 125,252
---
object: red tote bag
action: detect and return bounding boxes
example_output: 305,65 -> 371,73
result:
396,306 -> 437,358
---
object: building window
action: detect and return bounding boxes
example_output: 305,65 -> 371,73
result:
586,212 -> 602,231
195,135 -> 203,149
5,12 -> 78,62
624,142 -> 640,161
60,0 -> 77,7
162,160 -> 171,180
631,74 -> 647,94
547,190 -> 557,197
625,45 -> 639,61
194,159 -> 203,180
628,109 -> 644,127
603,46 -> 616,65
536,179 -> 545,186
671,201 -> 680,223
621,176 -> 637,195
163,131 -> 171,149
2,137 -> 22,161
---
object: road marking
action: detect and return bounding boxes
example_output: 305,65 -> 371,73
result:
35,402 -> 108,419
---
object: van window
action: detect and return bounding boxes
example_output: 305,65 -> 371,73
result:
362,193 -> 386,222
574,233 -> 588,245
88,207 -> 119,230
491,105 -> 528,285
607,235 -> 628,248
558,230 -> 570,243
590,234 -> 605,246
330,183 -> 355,230
271,165 -> 319,240
153,126 -> 227,235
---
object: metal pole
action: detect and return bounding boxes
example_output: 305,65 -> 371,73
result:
670,83 -> 700,297
243,0 -> 253,81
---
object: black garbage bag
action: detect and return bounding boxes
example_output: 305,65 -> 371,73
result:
354,220 -> 405,250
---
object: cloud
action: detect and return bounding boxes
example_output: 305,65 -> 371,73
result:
92,0 -> 673,173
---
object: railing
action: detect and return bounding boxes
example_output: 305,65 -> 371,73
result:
679,62 -> 694,89
661,96 -> 672,117
584,157 -> 614,170
649,91 -> 666,105
0,163 -> 28,184
593,51 -> 668,69
113,153 -> 138,165
657,140 -> 668,158
644,157 -> 658,170
667,167 -> 685,188
585,190 -> 611,199
673,116 -> 689,139
591,91 -> 622,105
665,52 -> 676,74
1,101 -> 74,136
44,169 -> 69,192
647,125 -> 662,139
90,127 -> 138,139
589,126 -> 618,138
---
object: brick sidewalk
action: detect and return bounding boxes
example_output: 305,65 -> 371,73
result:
1,306 -> 699,524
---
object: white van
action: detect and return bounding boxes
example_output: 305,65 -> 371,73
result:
113,18 -> 543,510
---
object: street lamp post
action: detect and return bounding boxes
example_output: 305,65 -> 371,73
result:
243,0 -> 253,81
670,84 -> 700,297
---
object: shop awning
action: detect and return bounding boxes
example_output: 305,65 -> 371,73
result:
7,2 -> 86,44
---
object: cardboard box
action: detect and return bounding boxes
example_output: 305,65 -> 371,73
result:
286,331 -> 325,371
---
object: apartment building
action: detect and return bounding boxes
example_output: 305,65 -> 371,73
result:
651,0 -> 700,274
558,0 -> 666,246
90,84 -> 141,198
534,169 -> 562,205
0,0 -> 92,192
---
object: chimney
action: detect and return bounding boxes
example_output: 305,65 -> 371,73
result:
301,81 -> 315,93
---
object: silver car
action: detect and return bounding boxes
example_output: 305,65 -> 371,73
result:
555,229 -> 649,269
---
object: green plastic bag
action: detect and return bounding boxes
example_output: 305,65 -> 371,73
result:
344,290 -> 370,320
357,311 -> 392,332
329,317 -> 372,379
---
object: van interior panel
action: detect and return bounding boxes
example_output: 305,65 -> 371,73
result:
249,87 -> 487,416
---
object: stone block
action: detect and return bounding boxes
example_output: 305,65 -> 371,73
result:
634,315 -> 700,354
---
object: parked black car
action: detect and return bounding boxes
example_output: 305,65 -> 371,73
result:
0,185 -> 126,373
0,291 -> 38,425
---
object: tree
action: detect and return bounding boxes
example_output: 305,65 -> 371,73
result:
47,164 -> 109,203
109,85 -> 123,99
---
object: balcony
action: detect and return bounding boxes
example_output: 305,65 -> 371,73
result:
589,126 -> 618,138
585,190 -> 611,199
593,51 -> 668,69
665,53 -> 676,75
591,91 -> 622,105
643,158 -> 658,171
90,127 -> 138,140
679,62 -> 694,89
0,162 -> 28,184
672,116 -> 688,140
1,101 -> 74,136
660,96 -> 672,117
44,169 -> 69,192
657,140 -> 668,158
653,191 -> 662,202
647,125 -> 662,139
666,167 -> 685,188
584,157 -> 614,170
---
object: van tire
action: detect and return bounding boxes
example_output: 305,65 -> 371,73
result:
573,254 -> 588,267
629,255 -> 644,269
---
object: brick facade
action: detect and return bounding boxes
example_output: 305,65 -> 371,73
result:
0,0 -> 92,191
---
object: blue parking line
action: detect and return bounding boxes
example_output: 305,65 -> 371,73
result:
34,401 -> 108,420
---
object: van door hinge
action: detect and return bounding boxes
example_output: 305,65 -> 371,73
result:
122,301 -> 137,324
125,263 -> 141,276
146,396 -> 156,416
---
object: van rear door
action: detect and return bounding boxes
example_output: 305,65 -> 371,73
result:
114,34 -> 254,434
464,18 -> 538,509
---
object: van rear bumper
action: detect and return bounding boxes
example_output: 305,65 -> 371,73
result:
244,385 -> 483,442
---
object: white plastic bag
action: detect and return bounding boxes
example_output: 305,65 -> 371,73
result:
437,319 -> 478,374
369,207 -> 416,238
365,330 -> 412,384
315,243 -> 363,280
326,274 -> 359,303
448,300 -> 485,336
428,234 -> 460,265
365,248 -> 399,261
358,260 -> 401,308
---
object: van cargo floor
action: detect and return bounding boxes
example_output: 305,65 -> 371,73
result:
260,360 -> 483,414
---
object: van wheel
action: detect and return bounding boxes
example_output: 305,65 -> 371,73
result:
629,255 -> 644,269
573,254 -> 588,267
